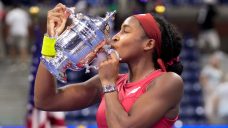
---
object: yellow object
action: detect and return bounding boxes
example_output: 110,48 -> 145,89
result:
41,35 -> 56,57
155,5 -> 166,14
29,6 -> 40,14
77,125 -> 86,128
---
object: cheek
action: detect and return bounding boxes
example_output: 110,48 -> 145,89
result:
116,36 -> 143,59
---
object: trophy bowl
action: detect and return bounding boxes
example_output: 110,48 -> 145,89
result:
41,8 -> 116,83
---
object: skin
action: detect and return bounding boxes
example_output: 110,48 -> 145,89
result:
35,3 -> 184,128
199,54 -> 222,95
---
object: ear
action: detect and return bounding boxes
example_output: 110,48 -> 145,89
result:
143,39 -> 155,51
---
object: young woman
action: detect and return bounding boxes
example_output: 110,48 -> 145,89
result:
35,3 -> 184,128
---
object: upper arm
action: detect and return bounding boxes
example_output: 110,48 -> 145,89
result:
47,75 -> 102,111
127,72 -> 183,127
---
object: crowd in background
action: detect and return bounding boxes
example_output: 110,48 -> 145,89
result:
1,0 -> 228,127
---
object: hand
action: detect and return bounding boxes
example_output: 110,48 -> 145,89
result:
98,52 -> 120,86
47,3 -> 70,37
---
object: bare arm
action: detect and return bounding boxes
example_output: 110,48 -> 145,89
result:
105,73 -> 183,128
99,53 -> 183,128
200,74 -> 213,94
211,93 -> 219,116
34,63 -> 102,111
34,3 -> 102,111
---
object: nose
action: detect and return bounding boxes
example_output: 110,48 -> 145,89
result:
112,34 -> 120,42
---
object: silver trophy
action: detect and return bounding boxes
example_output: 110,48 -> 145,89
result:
41,8 -> 117,83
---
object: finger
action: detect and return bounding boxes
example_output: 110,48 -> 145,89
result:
49,12 -> 64,17
53,7 -> 64,14
106,54 -> 112,60
52,6 -> 66,14
47,13 -> 61,22
64,11 -> 70,18
47,11 -> 64,22
48,18 -> 61,37
59,13 -> 68,26
99,60 -> 107,68
49,17 -> 62,29
55,3 -> 66,11
49,16 -> 62,23
50,8 -> 69,20
56,15 -> 68,35
110,50 -> 120,61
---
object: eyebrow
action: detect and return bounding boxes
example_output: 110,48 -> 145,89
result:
121,24 -> 132,30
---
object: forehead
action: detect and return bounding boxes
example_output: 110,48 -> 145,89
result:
122,16 -> 141,28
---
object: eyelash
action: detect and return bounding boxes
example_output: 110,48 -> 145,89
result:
123,29 -> 129,33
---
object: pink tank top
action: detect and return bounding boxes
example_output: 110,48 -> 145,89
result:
96,70 -> 178,128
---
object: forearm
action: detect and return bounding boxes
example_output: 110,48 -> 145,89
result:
34,62 -> 57,109
104,92 -> 131,128
212,95 -> 219,116
104,90 -> 168,128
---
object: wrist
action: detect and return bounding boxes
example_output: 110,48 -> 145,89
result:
45,33 -> 55,39
102,84 -> 116,93
101,80 -> 115,86
41,35 -> 57,57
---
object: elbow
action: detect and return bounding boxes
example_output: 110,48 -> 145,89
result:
34,97 -> 52,111
34,97 -> 46,110
34,103 -> 46,111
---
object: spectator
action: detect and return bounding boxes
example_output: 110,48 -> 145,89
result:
0,1 -> 5,61
211,73 -> 228,124
200,51 -> 223,123
5,3 -> 31,67
197,0 -> 220,53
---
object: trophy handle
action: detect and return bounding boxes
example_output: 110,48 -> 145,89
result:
43,9 -> 118,83
83,44 -> 121,74
66,7 -> 76,20
40,56 -> 68,83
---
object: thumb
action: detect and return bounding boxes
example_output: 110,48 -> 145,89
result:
110,50 -> 121,61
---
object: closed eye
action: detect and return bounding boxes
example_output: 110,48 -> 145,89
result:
123,29 -> 130,33
120,24 -> 132,34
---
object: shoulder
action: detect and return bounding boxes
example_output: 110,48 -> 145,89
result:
158,72 -> 183,88
148,72 -> 183,102
158,72 -> 183,93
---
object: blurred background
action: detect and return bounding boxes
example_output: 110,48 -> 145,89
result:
1,0 -> 228,128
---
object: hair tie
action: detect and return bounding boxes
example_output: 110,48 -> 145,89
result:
157,58 -> 166,72
166,56 -> 180,66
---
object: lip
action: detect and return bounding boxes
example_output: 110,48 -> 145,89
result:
106,39 -> 118,51
110,44 -> 116,49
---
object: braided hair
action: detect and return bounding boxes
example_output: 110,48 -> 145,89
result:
152,15 -> 183,75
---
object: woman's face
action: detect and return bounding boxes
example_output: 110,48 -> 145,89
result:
110,16 -> 149,62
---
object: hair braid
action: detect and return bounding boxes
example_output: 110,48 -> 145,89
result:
153,14 -> 183,75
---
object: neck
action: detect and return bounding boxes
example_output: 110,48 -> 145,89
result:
127,55 -> 155,83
